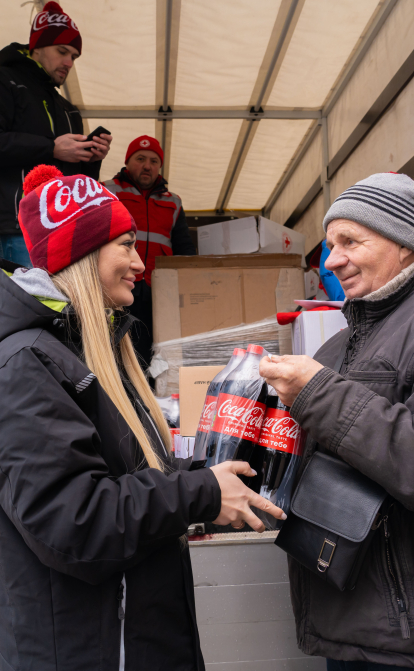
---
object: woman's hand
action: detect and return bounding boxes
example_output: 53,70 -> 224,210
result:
210,461 -> 286,532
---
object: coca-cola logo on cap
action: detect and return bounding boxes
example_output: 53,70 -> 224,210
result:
33,11 -> 78,32
283,232 -> 292,253
140,139 -> 151,148
39,178 -> 114,230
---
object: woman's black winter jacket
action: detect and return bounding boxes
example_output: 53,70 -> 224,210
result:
0,264 -> 221,671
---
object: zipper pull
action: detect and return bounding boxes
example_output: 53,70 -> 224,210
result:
399,599 -> 411,640
383,516 -> 390,538
117,583 -> 125,620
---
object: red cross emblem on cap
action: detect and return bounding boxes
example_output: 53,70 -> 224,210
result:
140,139 -> 150,148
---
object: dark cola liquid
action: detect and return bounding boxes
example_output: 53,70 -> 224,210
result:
253,394 -> 304,529
205,378 -> 267,469
191,380 -> 221,466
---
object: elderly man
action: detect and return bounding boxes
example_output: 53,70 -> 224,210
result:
0,1 -> 112,266
104,135 -> 195,370
260,173 -> 414,670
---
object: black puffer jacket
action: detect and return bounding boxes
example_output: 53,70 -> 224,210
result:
288,268 -> 414,667
0,262 -> 221,671
0,43 -> 101,235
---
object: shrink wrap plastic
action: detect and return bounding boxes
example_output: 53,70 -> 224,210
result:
150,316 -> 279,397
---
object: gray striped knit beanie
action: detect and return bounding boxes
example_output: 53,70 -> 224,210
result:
323,173 -> 414,250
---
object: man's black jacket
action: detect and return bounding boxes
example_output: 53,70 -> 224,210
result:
0,262 -> 221,670
0,43 -> 101,235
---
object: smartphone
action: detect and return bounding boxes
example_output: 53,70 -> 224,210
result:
84,126 -> 111,150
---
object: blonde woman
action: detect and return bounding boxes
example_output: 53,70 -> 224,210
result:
0,166 -> 284,671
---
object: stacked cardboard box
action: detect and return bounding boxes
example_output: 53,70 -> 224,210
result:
150,254 -> 304,395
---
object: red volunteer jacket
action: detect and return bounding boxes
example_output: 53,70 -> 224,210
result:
103,169 -> 195,285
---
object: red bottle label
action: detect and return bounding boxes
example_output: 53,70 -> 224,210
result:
258,408 -> 303,454
197,395 -> 218,434
169,428 -> 180,452
212,393 -> 266,443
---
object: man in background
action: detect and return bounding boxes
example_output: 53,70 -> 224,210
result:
0,1 -> 112,266
104,135 -> 195,370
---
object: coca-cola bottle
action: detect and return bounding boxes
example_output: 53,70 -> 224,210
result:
166,394 -> 180,429
205,344 -> 267,469
253,387 -> 305,530
191,348 -> 246,468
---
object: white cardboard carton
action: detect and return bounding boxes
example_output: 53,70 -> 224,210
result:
292,310 -> 348,358
197,217 -> 259,255
258,216 -> 306,267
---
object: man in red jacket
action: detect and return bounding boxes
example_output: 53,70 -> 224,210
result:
103,135 -> 195,370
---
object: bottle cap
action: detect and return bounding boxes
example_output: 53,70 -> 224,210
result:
247,344 -> 264,355
171,394 -> 179,399
233,348 -> 246,356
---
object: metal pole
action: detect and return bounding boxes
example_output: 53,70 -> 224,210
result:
254,0 -> 300,112
320,116 -> 331,214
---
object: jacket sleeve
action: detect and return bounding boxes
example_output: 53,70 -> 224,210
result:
171,206 -> 196,255
0,73 -> 54,167
0,347 -> 221,584
290,367 -> 414,510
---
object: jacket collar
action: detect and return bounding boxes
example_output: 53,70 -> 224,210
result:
0,43 -> 56,89
116,168 -> 167,196
343,263 -> 414,330
52,307 -> 136,358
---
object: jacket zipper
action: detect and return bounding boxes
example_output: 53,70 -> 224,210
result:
65,110 -> 72,133
43,100 -> 55,135
117,575 -> 126,671
14,170 -> 25,222
383,516 -> 410,639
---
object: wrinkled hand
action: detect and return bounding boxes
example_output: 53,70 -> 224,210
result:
89,133 -> 112,162
210,461 -> 286,532
260,355 -> 323,407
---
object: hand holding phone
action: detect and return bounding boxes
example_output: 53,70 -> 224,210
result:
84,126 -> 111,151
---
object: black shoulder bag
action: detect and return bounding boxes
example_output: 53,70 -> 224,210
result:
275,338 -> 388,591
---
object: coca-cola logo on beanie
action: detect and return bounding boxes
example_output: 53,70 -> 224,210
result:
32,11 -> 79,33
39,177 -> 112,229
29,1 -> 82,55
19,165 -> 136,275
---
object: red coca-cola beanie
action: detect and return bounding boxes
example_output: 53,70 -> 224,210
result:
29,1 -> 82,55
19,165 -> 136,275
125,136 -> 164,166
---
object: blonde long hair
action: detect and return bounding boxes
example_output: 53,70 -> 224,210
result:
52,251 -> 171,470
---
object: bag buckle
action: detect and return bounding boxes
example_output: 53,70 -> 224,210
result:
317,539 -> 336,573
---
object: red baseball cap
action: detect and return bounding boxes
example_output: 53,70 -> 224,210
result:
125,136 -> 164,166
19,165 -> 136,275
29,1 -> 82,55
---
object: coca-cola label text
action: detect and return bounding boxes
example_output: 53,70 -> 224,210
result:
258,408 -> 302,454
212,393 -> 266,443
197,395 -> 218,434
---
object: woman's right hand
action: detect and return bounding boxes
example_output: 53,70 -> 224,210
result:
210,461 -> 287,533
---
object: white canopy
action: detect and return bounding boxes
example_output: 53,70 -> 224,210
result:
4,0 -> 385,216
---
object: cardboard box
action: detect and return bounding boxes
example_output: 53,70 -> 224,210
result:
258,216 -> 306,267
152,255 -> 304,344
155,253 -> 302,270
179,365 -> 225,436
292,310 -> 348,358
197,217 -> 259,255
304,269 -> 319,298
